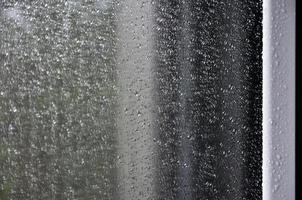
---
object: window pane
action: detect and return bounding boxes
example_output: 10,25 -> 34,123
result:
0,1 -> 263,200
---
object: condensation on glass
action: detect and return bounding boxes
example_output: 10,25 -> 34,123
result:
0,0 -> 262,200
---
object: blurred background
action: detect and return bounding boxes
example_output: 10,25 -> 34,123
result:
0,0 -> 264,199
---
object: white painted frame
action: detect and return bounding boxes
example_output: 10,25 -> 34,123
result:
263,0 -> 295,199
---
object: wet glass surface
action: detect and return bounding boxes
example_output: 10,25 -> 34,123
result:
0,1 -> 262,199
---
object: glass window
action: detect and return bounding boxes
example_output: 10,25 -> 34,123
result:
1,0 -> 295,200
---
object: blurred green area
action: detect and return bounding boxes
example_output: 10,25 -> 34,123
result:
0,1 -> 117,199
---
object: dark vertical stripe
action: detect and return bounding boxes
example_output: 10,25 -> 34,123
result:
154,1 -> 262,199
153,1 -> 182,199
